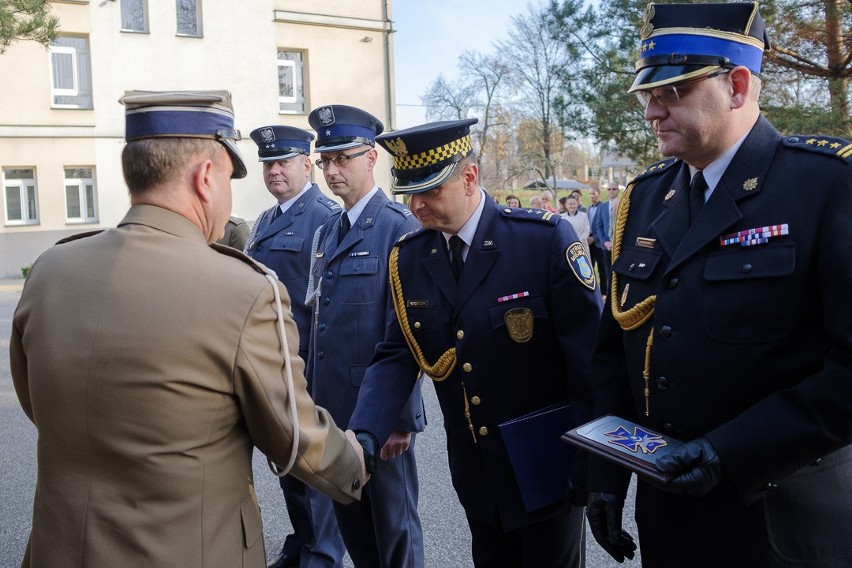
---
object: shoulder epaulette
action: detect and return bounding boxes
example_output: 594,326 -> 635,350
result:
500,207 -> 560,225
56,230 -> 104,245
781,135 -> 852,161
395,227 -> 427,246
631,157 -> 679,184
316,195 -> 342,211
210,242 -> 270,275
385,200 -> 415,218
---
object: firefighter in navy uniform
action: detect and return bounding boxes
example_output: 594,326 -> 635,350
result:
585,3 -> 852,567
349,118 -> 602,568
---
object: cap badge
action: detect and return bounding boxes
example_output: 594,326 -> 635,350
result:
384,137 -> 408,157
640,3 -> 655,39
259,127 -> 276,143
317,106 -> 335,126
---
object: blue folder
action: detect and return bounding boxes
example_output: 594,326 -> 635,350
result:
499,399 -> 589,512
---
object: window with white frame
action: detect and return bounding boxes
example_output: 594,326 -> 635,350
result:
3,168 -> 39,225
278,50 -> 307,114
120,0 -> 148,32
64,167 -> 98,223
49,36 -> 93,109
176,0 -> 202,37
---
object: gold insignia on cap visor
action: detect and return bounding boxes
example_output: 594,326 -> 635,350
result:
391,134 -> 473,171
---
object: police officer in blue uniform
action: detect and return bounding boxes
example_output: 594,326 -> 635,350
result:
245,125 -> 344,568
305,105 -> 424,568
349,118 -> 602,567
585,4 -> 852,566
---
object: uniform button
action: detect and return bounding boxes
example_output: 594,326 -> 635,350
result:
462,363 -> 473,372
662,423 -> 674,432
317,352 -> 325,359
479,426 -> 489,436
667,278 -> 679,289
766,481 -> 778,489
319,324 -> 326,331
413,321 -> 421,329
628,263 -> 636,271
741,263 -> 753,274
326,271 -> 333,278
659,325 -> 672,338
811,458 -> 822,466
457,330 -> 464,340
352,478 -> 361,490
470,396 -> 481,405
324,297 -> 331,305
656,376 -> 670,390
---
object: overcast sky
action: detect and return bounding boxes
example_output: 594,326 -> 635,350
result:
391,1 -> 526,129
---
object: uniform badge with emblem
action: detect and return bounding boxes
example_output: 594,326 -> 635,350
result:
504,308 -> 534,343
565,242 -> 597,291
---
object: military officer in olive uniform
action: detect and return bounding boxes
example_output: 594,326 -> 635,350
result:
584,4 -> 852,567
305,105 -> 424,568
245,125 -> 344,568
10,90 -> 366,568
349,119 -> 602,568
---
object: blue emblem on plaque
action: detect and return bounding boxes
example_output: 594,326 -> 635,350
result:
606,425 -> 667,454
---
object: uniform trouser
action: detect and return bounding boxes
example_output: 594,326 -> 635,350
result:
466,506 -> 586,568
590,245 -> 609,295
332,436 -> 423,568
278,475 -> 344,568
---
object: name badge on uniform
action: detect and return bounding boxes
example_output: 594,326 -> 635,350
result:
504,308 -> 533,343
407,300 -> 428,308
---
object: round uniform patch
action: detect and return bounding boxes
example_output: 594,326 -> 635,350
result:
565,242 -> 596,291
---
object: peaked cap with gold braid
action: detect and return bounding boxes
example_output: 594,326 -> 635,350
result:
376,118 -> 478,195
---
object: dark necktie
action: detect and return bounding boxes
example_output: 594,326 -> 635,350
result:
338,213 -> 351,245
689,171 -> 708,224
449,235 -> 465,282
271,205 -> 282,223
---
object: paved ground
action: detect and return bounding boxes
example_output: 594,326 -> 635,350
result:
0,277 -> 640,567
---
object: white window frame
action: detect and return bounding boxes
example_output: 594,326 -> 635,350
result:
277,49 -> 307,115
49,36 -> 93,109
4,169 -> 39,226
176,0 -> 203,37
64,167 -> 98,224
49,45 -> 78,96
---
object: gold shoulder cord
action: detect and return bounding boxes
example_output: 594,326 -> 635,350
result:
609,185 -> 656,416
389,246 -> 457,381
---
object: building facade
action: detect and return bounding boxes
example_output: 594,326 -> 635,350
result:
0,0 -> 396,276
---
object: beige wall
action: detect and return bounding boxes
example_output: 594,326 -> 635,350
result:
0,0 -> 396,277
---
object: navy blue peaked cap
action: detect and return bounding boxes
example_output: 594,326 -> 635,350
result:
120,90 -> 247,179
249,125 -> 314,162
308,105 -> 384,153
376,118 -> 478,195
630,2 -> 771,93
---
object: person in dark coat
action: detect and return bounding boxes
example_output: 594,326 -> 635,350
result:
306,105 -> 425,568
585,3 -> 852,567
245,125 -> 344,568
349,118 -> 602,567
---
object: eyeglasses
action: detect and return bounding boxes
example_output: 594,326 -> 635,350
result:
315,149 -> 370,170
635,69 -> 730,109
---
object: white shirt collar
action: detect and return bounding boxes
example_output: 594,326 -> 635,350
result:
441,188 -> 486,260
689,131 -> 749,198
344,185 -> 380,225
277,181 -> 312,215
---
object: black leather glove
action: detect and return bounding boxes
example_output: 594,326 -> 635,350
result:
354,431 -> 378,475
586,492 -> 637,563
655,436 -> 722,496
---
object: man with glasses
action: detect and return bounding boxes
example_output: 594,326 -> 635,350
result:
305,105 -> 424,568
586,3 -> 852,566
245,125 -> 344,568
